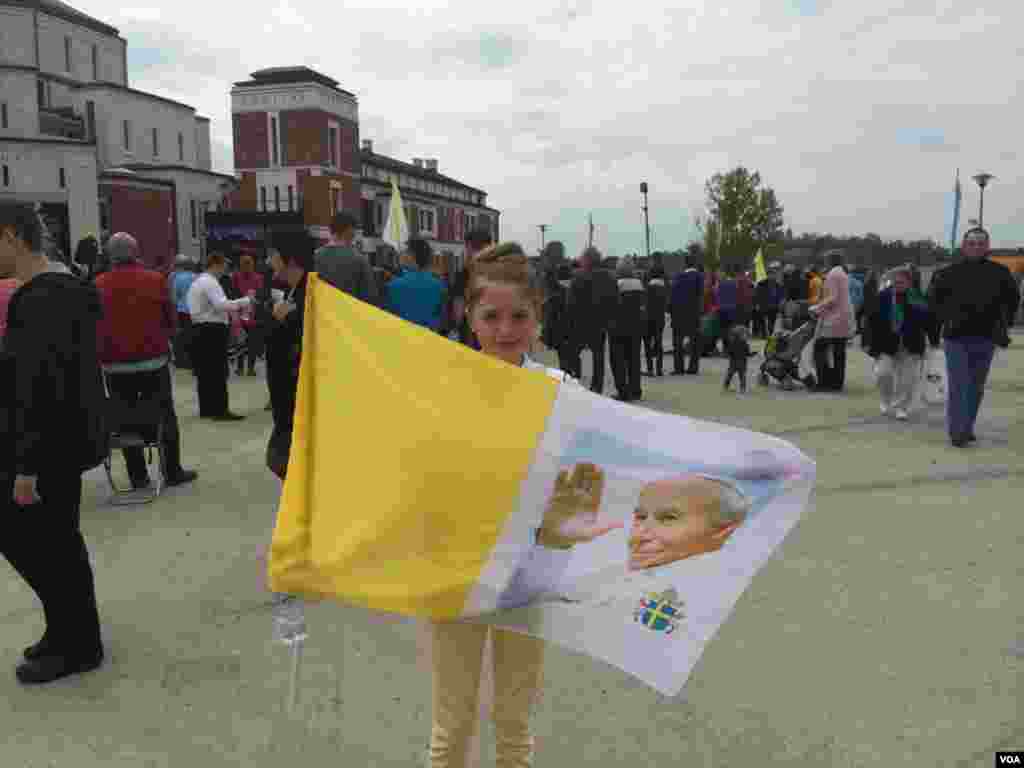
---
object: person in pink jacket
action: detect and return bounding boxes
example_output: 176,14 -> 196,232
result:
809,253 -> 855,391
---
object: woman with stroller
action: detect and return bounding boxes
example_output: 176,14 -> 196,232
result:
808,254 -> 855,391
866,265 -> 937,420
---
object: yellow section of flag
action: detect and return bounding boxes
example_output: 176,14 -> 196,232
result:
268,274 -> 560,619
754,248 -> 768,284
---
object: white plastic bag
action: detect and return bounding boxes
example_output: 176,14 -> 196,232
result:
922,348 -> 947,405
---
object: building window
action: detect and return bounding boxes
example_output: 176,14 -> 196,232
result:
123,119 -> 132,151
2,165 -> 9,187
287,185 -> 294,211
64,37 -> 72,72
1,102 -> 7,129
178,132 -> 184,162
85,100 -> 95,141
328,127 -> 338,167
190,200 -> 198,240
274,186 -> 281,211
260,186 -> 267,211
270,116 -> 279,165
152,127 -> 159,157
59,167 -> 66,189
92,44 -> 98,80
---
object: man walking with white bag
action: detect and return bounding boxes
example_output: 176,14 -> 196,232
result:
866,265 -> 937,420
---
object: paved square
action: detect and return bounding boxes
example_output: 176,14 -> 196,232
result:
2,333 -> 1021,766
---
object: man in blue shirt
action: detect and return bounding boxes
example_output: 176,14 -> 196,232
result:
168,254 -> 198,369
386,238 -> 447,331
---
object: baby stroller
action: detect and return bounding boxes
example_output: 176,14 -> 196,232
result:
759,316 -> 818,390
781,300 -> 813,331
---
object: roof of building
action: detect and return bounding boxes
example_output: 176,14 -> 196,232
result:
1,0 -> 120,37
120,162 -> 237,183
234,67 -> 356,98
77,81 -> 197,113
361,148 -> 488,197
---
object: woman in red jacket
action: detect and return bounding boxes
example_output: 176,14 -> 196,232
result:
232,253 -> 264,376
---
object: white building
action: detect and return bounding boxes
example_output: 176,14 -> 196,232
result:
0,0 -> 234,268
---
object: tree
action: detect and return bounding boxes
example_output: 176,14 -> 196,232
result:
705,167 -> 785,272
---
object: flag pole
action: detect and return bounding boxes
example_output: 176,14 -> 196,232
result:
950,168 -> 961,254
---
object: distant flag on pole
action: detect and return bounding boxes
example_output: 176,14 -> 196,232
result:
383,175 -> 409,252
950,169 -> 962,253
754,248 -> 768,283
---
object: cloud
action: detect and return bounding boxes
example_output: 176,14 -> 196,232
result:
80,0 -> 1024,252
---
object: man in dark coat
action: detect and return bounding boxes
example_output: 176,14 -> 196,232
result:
928,227 -> 1020,446
567,247 -> 618,393
643,266 -> 668,376
669,254 -> 704,374
0,204 -> 107,684
263,233 -> 312,479
609,260 -> 647,401
754,270 -> 784,338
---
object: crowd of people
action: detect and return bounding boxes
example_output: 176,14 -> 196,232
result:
0,200 -> 1020,767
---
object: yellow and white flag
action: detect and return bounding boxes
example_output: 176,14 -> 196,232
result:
270,275 -> 815,695
382,175 -> 409,251
754,247 -> 768,283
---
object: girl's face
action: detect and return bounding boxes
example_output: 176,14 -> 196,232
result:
469,279 -> 538,366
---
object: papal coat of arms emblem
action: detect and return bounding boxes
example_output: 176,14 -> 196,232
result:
633,587 -> 684,635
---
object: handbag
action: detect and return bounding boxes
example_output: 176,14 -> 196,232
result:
922,348 -> 947,405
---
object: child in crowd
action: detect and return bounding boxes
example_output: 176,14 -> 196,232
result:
724,325 -> 757,394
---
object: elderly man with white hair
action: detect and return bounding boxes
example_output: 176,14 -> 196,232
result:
95,233 -> 197,489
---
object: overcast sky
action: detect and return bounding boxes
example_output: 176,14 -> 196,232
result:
82,0 -> 1021,255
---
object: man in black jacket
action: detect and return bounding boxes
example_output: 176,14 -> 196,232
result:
928,227 -> 1020,447
0,204 -> 106,684
263,233 -> 311,479
669,254 -> 704,374
643,266 -> 668,376
609,259 -> 647,401
567,247 -> 618,393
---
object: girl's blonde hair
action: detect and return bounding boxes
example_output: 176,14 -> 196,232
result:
466,241 -> 545,315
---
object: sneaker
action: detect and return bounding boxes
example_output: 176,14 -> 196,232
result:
893,409 -> 909,421
166,469 -> 198,487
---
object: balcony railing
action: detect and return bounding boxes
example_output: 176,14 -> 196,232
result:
39,106 -> 87,141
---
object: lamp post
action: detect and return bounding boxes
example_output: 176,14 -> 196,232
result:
640,182 -> 650,259
972,173 -> 995,227
538,224 -> 548,254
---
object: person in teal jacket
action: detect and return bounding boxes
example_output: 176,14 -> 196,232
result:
385,238 -> 447,331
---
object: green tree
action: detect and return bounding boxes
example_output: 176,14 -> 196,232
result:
705,167 -> 785,272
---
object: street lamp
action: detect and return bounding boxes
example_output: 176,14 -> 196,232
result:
972,173 -> 995,228
640,182 -> 650,259
538,224 -> 548,253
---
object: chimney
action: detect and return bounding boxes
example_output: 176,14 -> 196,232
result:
412,158 -> 424,168
425,159 -> 438,173
361,139 -> 373,153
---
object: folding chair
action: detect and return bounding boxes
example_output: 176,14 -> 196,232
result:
102,371 -> 167,505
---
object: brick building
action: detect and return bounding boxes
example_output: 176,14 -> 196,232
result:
359,141 -> 499,275
230,67 -> 361,241
228,66 -> 499,272
0,0 -> 235,269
